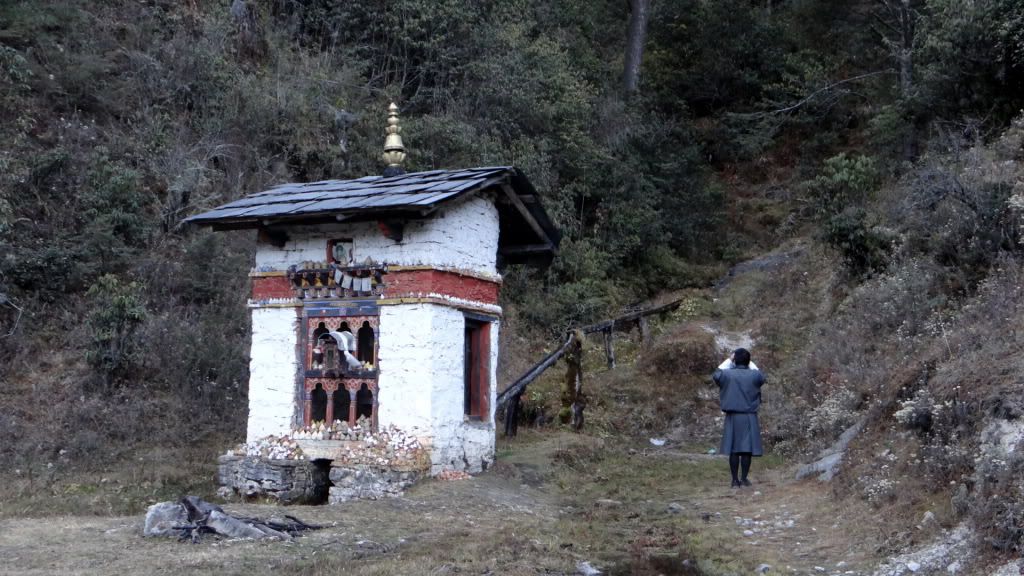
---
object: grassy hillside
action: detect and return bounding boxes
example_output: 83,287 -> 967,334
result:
1,0 -> 1024,570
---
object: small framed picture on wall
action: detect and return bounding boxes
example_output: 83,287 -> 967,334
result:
328,239 -> 354,266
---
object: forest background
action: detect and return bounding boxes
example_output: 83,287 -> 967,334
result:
2,0 -> 1024,560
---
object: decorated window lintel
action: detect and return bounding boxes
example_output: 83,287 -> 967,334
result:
306,316 -> 378,376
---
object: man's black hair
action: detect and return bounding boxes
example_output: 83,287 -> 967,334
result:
733,348 -> 751,366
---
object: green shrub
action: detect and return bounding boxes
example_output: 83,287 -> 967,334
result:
822,207 -> 892,277
805,153 -> 879,217
85,274 -> 147,391
974,451 -> 1024,551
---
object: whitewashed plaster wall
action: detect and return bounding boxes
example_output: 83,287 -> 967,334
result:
376,304 -> 437,436
247,307 -> 300,442
426,305 -> 499,474
376,303 -> 499,474
253,194 -> 500,276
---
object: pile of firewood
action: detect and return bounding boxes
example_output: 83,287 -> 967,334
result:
143,496 -> 321,543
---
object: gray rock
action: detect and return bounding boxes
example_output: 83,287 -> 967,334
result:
990,560 -> 1024,576
576,561 -> 602,575
796,419 -> 865,481
756,563 -> 771,573
795,452 -> 843,481
143,502 -> 188,537
871,524 -> 975,576
666,502 -> 684,514
596,499 -> 623,508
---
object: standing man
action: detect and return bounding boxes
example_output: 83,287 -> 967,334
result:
713,348 -> 764,488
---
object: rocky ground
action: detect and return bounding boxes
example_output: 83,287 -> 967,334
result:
4,429 -> 995,576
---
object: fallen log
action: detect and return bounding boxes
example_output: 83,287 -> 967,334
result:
144,496 -> 322,542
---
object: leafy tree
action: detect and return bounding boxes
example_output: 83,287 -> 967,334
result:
85,274 -> 147,392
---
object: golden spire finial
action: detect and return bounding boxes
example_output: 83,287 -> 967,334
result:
381,102 -> 406,173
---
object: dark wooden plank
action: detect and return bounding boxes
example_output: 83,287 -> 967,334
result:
499,244 -> 553,255
579,299 -> 682,334
495,332 -> 576,414
500,183 -> 553,250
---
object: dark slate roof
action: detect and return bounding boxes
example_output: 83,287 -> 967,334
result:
184,166 -> 560,260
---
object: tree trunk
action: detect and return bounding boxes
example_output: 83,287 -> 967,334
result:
897,0 -> 914,99
623,0 -> 651,94
896,0 -> 916,161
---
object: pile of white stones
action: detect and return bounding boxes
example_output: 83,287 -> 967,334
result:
226,435 -> 305,460
292,420 -> 334,440
336,425 -> 424,467
291,418 -> 426,468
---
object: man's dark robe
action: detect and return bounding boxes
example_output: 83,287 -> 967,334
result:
713,365 -> 765,456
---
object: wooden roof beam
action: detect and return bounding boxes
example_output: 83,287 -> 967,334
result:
500,183 -> 554,253
499,243 -> 553,255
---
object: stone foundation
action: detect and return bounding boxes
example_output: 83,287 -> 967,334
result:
328,465 -> 422,503
218,454 -> 425,504
217,454 -> 329,504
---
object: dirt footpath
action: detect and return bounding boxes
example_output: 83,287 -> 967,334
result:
0,435 -> 884,576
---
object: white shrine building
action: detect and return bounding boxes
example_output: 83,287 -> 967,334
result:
185,104 -> 559,473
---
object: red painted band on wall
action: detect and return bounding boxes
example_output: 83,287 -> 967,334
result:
383,269 -> 499,305
252,268 -> 500,305
252,276 -> 294,300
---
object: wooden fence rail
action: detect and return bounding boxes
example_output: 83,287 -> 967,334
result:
497,298 -> 683,437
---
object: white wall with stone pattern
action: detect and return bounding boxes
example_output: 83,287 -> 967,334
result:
375,303 -> 498,474
253,194 -> 500,276
427,305 -> 498,474
376,304 -> 437,435
247,307 -> 300,442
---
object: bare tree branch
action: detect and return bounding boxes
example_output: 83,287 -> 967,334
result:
730,70 -> 896,119
0,295 -> 23,339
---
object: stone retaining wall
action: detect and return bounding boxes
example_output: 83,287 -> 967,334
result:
217,455 -> 328,504
328,465 -> 422,503
218,455 -> 425,504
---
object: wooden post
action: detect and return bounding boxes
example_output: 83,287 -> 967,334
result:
504,392 -> 521,437
495,298 -> 687,436
639,316 -> 650,348
603,327 -> 615,369
562,330 -> 586,430
325,389 -> 335,424
347,389 -> 357,426
371,388 -> 379,431
504,397 -> 514,437
302,390 -> 312,427
570,332 -> 586,431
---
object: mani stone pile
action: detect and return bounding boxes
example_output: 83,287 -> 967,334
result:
235,435 -> 304,460
292,418 -> 427,469
218,419 -> 429,504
